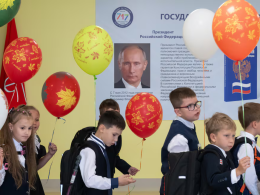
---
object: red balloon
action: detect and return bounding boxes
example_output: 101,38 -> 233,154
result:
125,93 -> 163,139
42,72 -> 80,118
3,37 -> 42,83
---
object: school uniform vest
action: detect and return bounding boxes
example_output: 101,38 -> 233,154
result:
161,120 -> 199,175
0,151 -> 30,195
232,142 -> 260,195
160,120 -> 199,194
76,141 -> 109,195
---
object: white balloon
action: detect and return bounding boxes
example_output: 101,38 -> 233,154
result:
0,89 -> 8,130
183,9 -> 218,61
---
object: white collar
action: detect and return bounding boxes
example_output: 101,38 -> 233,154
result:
13,138 -> 22,152
35,135 -> 40,149
238,131 -> 255,141
88,133 -> 106,150
211,144 -> 227,157
175,116 -> 195,129
122,78 -> 142,89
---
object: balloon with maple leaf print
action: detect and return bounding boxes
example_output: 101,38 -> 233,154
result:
0,0 -> 21,27
212,0 -> 260,62
72,25 -> 114,76
41,72 -> 80,118
125,93 -> 163,139
3,37 -> 42,83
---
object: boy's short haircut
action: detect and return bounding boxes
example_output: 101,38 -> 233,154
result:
169,87 -> 196,108
99,99 -> 120,115
238,102 -> 260,129
97,111 -> 125,130
205,112 -> 236,142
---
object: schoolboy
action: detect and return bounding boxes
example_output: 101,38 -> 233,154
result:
160,87 -> 201,194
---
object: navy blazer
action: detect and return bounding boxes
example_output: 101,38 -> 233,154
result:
200,145 -> 238,195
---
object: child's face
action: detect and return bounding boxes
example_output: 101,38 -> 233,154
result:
210,128 -> 236,151
174,97 -> 201,122
9,116 -> 33,143
100,125 -> 122,147
30,110 -> 40,134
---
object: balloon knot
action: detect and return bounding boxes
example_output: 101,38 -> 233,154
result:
235,61 -> 238,65
143,138 -> 146,141
94,75 -> 97,80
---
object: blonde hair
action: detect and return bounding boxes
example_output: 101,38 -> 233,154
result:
205,112 -> 236,142
0,105 -> 36,189
19,105 -> 39,115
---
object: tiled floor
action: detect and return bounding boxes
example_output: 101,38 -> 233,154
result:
46,192 -> 158,195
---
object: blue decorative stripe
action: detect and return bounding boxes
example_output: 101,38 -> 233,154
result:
90,134 -> 105,149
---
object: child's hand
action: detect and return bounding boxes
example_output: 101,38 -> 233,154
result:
236,156 -> 250,177
118,174 -> 136,186
48,143 -> 57,156
128,167 -> 139,176
0,148 -> 3,169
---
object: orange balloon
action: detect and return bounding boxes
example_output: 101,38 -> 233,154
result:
212,0 -> 260,62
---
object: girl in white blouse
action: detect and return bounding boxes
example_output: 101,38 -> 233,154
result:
0,106 -> 37,195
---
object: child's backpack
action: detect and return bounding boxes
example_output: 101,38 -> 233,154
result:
70,127 -> 96,149
60,141 -> 100,195
164,149 -> 223,195
60,127 -> 96,195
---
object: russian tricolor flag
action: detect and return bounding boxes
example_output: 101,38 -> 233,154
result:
224,47 -> 257,102
232,82 -> 251,94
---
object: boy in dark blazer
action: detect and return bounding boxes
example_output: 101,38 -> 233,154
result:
201,113 -> 250,195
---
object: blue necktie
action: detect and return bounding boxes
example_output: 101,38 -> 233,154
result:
101,148 -> 112,195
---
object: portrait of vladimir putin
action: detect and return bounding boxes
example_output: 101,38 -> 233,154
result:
114,44 -> 150,89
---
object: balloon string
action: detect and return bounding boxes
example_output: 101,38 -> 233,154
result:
46,116 -> 64,185
140,138 -> 145,170
238,60 -> 247,195
203,60 -> 205,91
203,60 -> 206,148
94,75 -> 97,127
126,184 -> 135,195
203,100 -> 206,148
50,118 -> 58,144
45,154 -> 56,185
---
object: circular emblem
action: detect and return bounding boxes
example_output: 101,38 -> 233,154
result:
112,7 -> 133,28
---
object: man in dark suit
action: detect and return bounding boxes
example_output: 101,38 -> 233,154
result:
115,45 -> 149,88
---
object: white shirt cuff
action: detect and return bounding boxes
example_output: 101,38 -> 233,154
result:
231,169 -> 240,184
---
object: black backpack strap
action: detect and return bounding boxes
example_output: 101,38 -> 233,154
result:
234,137 -> 253,149
64,141 -> 101,195
198,149 -> 221,162
70,127 -> 96,149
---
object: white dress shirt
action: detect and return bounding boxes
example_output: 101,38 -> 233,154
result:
167,117 -> 196,153
79,134 -> 118,190
236,131 -> 259,195
0,138 -> 25,186
122,78 -> 142,89
211,144 -> 240,194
